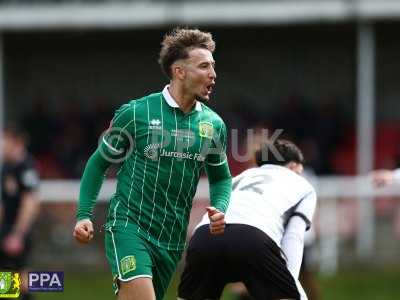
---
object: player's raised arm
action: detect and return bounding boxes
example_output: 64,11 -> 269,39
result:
74,103 -> 134,244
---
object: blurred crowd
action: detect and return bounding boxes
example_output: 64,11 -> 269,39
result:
224,94 -> 351,176
19,93 -> 400,179
22,97 -> 111,178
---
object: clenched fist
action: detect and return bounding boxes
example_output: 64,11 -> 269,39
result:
206,206 -> 226,235
73,219 -> 94,244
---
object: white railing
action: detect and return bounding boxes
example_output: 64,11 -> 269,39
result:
39,176 -> 400,202
39,176 -> 400,275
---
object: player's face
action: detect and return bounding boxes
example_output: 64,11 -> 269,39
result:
182,48 -> 216,102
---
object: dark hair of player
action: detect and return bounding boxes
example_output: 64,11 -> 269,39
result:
158,27 -> 216,79
255,139 -> 305,167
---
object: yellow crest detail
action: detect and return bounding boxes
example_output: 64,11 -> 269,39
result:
199,122 -> 213,139
0,272 -> 20,298
120,256 -> 136,275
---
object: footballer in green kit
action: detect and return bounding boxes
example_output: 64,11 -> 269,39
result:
73,28 -> 232,300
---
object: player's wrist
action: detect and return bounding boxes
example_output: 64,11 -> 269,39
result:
76,216 -> 92,222
213,207 -> 224,214
77,217 -> 91,221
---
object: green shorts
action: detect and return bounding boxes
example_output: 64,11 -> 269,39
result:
104,223 -> 182,300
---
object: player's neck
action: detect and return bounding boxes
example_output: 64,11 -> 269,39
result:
168,82 -> 196,114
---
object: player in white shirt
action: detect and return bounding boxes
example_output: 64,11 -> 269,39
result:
178,139 -> 317,300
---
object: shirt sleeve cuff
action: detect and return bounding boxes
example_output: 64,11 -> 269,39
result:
290,212 -> 311,231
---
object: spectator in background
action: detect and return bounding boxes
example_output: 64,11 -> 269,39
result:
22,96 -> 63,178
22,97 -> 57,157
1,124 -> 41,300
22,95 -> 113,179
371,169 -> 400,187
272,95 -> 346,175
371,168 -> 400,239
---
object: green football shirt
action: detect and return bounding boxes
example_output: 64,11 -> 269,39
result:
101,86 -> 228,251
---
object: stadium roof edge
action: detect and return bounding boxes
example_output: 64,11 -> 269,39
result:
0,0 -> 399,31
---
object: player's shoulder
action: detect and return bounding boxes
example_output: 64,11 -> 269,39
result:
18,155 -> 40,187
138,91 -> 162,103
278,166 -> 314,189
127,93 -> 156,106
237,167 -> 259,177
288,171 -> 316,199
297,174 -> 315,194
199,103 -> 226,129
262,164 -> 316,193
133,92 -> 164,110
116,92 -> 160,114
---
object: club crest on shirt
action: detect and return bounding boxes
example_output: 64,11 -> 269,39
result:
199,122 -> 213,139
120,256 -> 136,275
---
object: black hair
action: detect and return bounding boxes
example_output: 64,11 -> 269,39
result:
255,139 -> 304,167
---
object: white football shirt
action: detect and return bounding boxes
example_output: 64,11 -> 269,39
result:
197,164 -> 317,247
394,168 -> 400,181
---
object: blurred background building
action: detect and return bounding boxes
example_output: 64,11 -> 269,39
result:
1,1 -> 400,299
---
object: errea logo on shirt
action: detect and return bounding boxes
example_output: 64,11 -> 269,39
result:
149,119 -> 162,130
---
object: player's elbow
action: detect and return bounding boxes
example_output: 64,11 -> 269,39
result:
284,230 -> 304,245
22,192 -> 41,216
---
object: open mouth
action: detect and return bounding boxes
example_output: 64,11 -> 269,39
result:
206,83 -> 215,94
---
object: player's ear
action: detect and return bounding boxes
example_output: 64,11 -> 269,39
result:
171,62 -> 186,81
286,162 -> 303,175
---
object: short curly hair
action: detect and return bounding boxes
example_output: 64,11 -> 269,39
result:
158,27 -> 216,79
